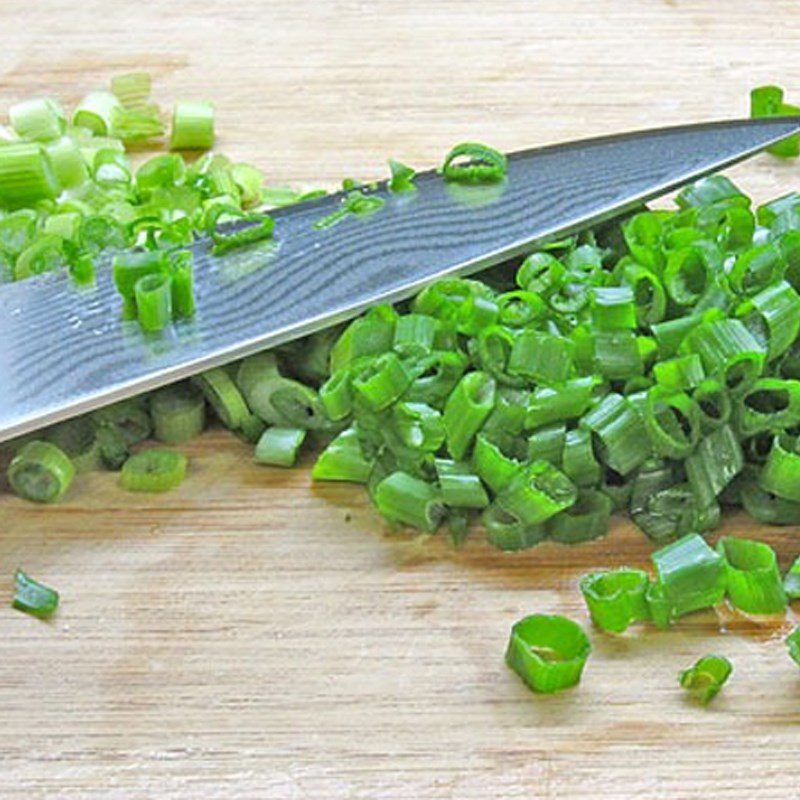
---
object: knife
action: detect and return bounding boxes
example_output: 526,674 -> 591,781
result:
1,116 -> 799,443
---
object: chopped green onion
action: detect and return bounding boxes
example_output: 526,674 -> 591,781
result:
443,371 -> 496,460
373,471 -> 444,533
150,383 -> 206,444
547,489 -> 612,544
0,143 -> 59,208
508,329 -> 573,383
679,655 -> 732,705
684,425 -> 743,507
580,569 -> 650,633
170,101 -> 214,150
10,97 -> 65,141
72,91 -> 121,135
388,158 -> 416,192
505,614 -> 591,694
111,72 -> 152,109
13,570 -> 59,619
472,434 -> 521,495
119,448 -> 187,493
525,377 -> 596,429
717,537 -> 786,614
7,440 -> 75,503
496,460 -> 577,526
434,459 -> 489,508
580,393 -> 650,475
352,352 -> 412,412
255,427 -> 307,467
759,433 -> 800,502
194,367 -> 251,430
648,533 -> 727,628
312,428 -> 371,483
441,142 -> 507,185
135,272 -> 173,332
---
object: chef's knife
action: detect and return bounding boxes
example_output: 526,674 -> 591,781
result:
1,116 -> 799,442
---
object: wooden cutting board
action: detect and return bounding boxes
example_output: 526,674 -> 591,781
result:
2,2 -> 800,797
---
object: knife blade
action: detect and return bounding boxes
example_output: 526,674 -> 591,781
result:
1,116 -> 799,442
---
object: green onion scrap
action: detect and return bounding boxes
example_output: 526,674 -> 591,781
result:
679,655 -> 733,705
13,569 -> 59,619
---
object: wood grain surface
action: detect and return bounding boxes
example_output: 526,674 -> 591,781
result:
2,2 -> 800,798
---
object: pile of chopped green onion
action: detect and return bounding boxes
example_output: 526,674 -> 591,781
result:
5,79 -> 800,699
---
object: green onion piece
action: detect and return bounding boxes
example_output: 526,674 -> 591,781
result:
735,378 -> 800,435
621,263 -> 667,325
592,329 -> 643,380
388,158 -> 416,192
483,387 -> 529,439
516,252 -> 565,295
112,250 -> 168,299
693,379 -> 732,432
110,105 -> 165,143
170,101 -> 214,150
473,325 -> 525,387
134,273 -> 172,332
0,143 -> 59,208
729,243 -> 784,296
580,393 -> 650,475
783,556 -> 800,600
393,313 -> 437,359
653,354 -> 705,392
73,91 -> 121,135
679,655 -> 733,705
443,371 -> 496,460
441,141 -> 507,184
505,614 -> 591,694
45,136 -> 88,188
95,423 -> 130,470
311,428 -> 371,483
740,474 -> 800,525
434,459 -> 489,509
526,424 -> 565,466
496,460 -> 577,526
525,377 -> 596,429
329,306 -> 396,371
92,398 -> 152,448
738,280 -> 800,360
580,569 -> 650,633
9,97 -> 65,141
255,427 -> 306,467
391,401 -> 444,452
759,433 -> 800,502
194,367 -> 251,430
405,351 -> 468,408
168,250 -> 196,319
210,212 -> 274,255
351,352 -> 412,412
7,440 -> 75,503
677,175 -> 750,209
472,434 -> 521,495
497,290 -> 547,328
663,246 -> 714,306
651,314 -> 703,358
648,533 -> 727,626
590,285 -> 636,329
482,502 -> 546,550
150,383 -> 206,444
682,317 -> 765,395
547,489 -> 612,544
716,537 -> 787,614
455,293 -> 499,336
44,417 -> 102,472
750,85 -> 800,157
562,428 -> 602,487
786,627 -> 800,667
508,329 -> 573,383
135,153 -> 185,192
231,163 -> 265,207
373,471 -> 444,532
119,448 -> 187,493
13,233 -> 64,280
13,570 -> 59,619
685,424 -> 743,507
319,370 -> 353,421
111,72 -> 152,109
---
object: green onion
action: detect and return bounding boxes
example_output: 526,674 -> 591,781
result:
255,427 -> 307,467
525,377 -> 596,429
684,424 -> 743,507
647,533 -> 726,628
505,614 -> 591,694
717,537 -> 787,614
13,570 -> 59,619
441,142 -> 507,184
496,460 -> 577,526
135,272 -> 173,332
580,569 -> 650,633
547,489 -> 612,544
44,417 -> 102,472
119,448 -> 187,493
194,367 -> 251,430
7,440 -> 75,503
679,655 -> 732,705
750,85 -> 800,158
73,91 -> 121,135
352,352 -> 412,411
580,393 -> 650,475
482,502 -> 546,550
388,158 -> 416,192
759,433 -> 800,502
170,101 -> 214,150
472,434 -> 521,495
0,143 -> 59,208
312,428 -> 371,483
434,459 -> 489,508
372,471 -> 445,533
443,371 -> 496,460
10,98 -> 66,142
150,383 -> 206,444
